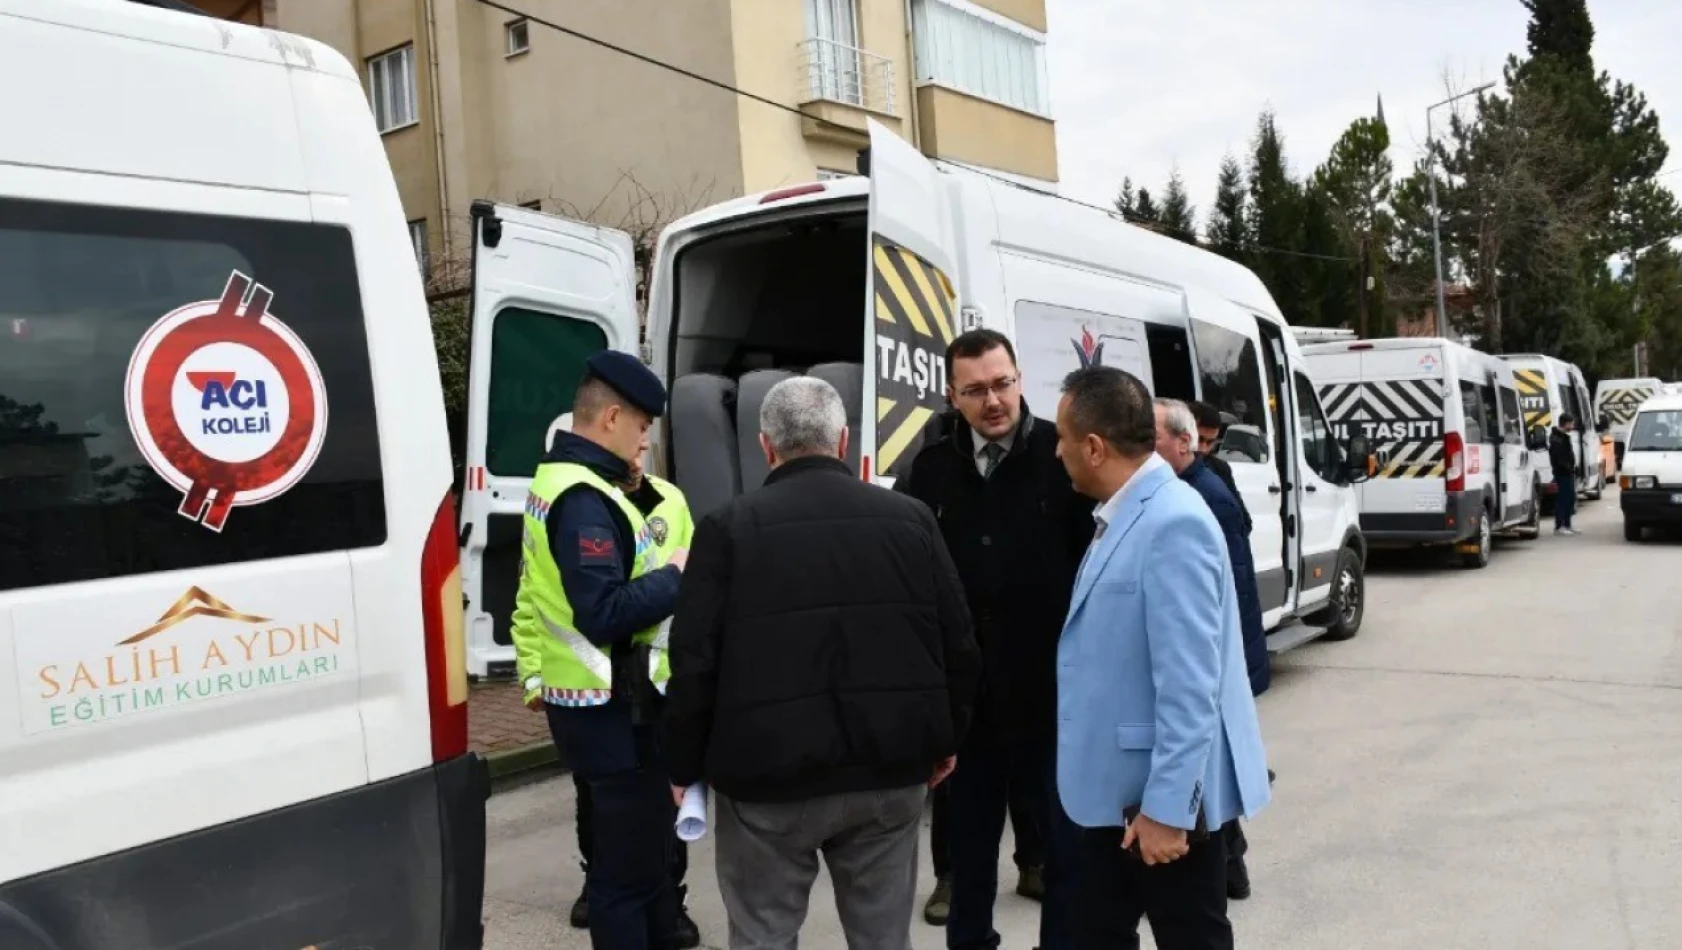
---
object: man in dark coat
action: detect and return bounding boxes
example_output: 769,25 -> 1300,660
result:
664,375 -> 981,949
1155,397 -> 1269,901
1550,414 -> 1580,535
1189,399 -> 1251,534
895,330 -> 1095,950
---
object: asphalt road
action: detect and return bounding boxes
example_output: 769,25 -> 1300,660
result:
484,489 -> 1682,950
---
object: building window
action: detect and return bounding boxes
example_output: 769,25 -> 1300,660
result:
911,0 -> 1049,117
816,168 -> 854,181
367,44 -> 418,133
408,219 -> 429,279
506,19 -> 530,57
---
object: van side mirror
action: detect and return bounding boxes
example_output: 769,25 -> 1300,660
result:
1527,427 -> 1548,452
1343,434 -> 1377,484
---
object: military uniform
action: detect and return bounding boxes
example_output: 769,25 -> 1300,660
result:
512,351 -> 694,950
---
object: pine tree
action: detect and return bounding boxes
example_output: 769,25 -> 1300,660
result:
1523,0 -> 1594,69
1247,110 -> 1307,320
1204,154 -> 1249,261
1133,187 -> 1160,223
1114,177 -> 1137,216
1159,167 -> 1197,243
1312,107 -> 1395,334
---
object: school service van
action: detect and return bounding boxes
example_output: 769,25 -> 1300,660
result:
1504,353 -> 1606,502
1618,388 -> 1682,541
0,3 -> 486,948
1595,376 -> 1663,470
459,120 -> 1380,665
1302,338 -> 1541,568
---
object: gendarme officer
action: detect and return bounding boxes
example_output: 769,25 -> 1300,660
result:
513,351 -> 695,950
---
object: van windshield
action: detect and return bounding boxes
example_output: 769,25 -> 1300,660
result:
1628,409 -> 1682,452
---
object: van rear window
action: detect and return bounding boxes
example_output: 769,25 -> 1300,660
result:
0,198 -> 386,592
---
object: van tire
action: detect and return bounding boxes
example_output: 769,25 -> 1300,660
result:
1586,468 -> 1604,501
1514,481 -> 1543,539
1312,547 -> 1364,641
1461,508 -> 1492,569
1625,520 -> 1645,543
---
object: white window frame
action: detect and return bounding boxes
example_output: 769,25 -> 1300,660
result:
367,44 -> 419,133
816,168 -> 856,181
805,0 -> 864,107
408,219 -> 430,279
911,0 -> 1051,118
505,18 -> 530,57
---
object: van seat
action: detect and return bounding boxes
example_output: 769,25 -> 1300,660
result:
807,362 -> 864,474
737,369 -> 795,491
670,373 -> 742,519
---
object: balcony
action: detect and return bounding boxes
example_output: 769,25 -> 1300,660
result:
796,37 -> 898,147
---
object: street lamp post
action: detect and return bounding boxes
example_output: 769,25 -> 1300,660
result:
1426,82 -> 1496,338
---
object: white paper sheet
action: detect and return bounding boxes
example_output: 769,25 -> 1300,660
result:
675,783 -> 708,842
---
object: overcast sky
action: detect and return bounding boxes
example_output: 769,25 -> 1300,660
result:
1047,0 -> 1682,229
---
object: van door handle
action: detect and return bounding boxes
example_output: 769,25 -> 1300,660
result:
1268,485 -> 1282,494
1305,485 -> 1318,492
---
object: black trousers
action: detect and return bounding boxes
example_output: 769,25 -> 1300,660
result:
1075,824 -> 1232,950
929,770 -> 1044,880
575,770 -> 689,892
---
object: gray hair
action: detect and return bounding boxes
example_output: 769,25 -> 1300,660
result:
760,376 -> 846,457
1154,398 -> 1198,441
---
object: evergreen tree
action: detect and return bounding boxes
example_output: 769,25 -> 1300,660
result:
1133,187 -> 1160,223
1523,0 -> 1594,68
1312,108 -> 1395,334
1114,177 -> 1137,216
1247,110 -> 1308,321
1204,154 -> 1249,262
1159,167 -> 1197,243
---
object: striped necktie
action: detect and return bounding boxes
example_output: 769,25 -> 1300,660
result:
981,442 -> 1006,478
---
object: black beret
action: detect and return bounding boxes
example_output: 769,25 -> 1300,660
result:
585,350 -> 667,418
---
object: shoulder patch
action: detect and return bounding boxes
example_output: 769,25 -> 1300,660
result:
578,525 -> 618,565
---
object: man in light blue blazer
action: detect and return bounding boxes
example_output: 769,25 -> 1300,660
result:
1051,366 -> 1271,949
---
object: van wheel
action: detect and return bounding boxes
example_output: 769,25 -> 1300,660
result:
1586,470 -> 1604,501
1461,508 -> 1492,569
1625,520 -> 1645,543
1313,547 -> 1364,641
1514,481 -> 1543,540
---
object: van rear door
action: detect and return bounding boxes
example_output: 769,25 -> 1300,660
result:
865,120 -> 960,487
459,201 -> 639,678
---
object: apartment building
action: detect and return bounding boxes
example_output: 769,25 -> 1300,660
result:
208,0 -> 1058,288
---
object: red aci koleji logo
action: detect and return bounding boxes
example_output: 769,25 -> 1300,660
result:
123,270 -> 329,532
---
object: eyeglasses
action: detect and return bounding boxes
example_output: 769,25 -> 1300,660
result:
955,375 -> 1019,402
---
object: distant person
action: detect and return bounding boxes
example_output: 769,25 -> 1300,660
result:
1155,397 -> 1270,902
1053,366 -> 1271,950
895,329 -> 1095,950
663,376 -> 981,950
1550,414 -> 1580,536
1188,399 -> 1251,534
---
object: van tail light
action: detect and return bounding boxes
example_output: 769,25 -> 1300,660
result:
421,492 -> 469,762
1444,431 -> 1466,493
1348,343 -> 1374,351
759,183 -> 826,204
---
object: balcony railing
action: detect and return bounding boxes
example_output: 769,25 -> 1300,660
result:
798,37 -> 896,116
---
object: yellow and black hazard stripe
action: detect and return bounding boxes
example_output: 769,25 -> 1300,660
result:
1598,386 -> 1655,427
1377,440 -> 1447,479
1513,368 -> 1552,429
873,236 -> 956,477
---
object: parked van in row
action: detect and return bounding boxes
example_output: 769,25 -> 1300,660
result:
1503,354 -> 1606,502
458,121 -> 1381,671
1595,376 -> 1664,470
0,3 -> 486,948
1619,387 -> 1682,541
1302,337 -> 1541,568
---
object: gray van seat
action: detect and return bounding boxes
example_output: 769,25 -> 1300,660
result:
807,362 -> 864,473
669,373 -> 741,519
736,369 -> 795,492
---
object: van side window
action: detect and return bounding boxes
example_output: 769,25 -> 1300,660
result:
486,307 -> 608,476
1556,386 -> 1573,425
1292,371 -> 1336,481
1459,382 -> 1486,444
1145,324 -> 1196,401
1498,387 -> 1523,441
1476,383 -> 1500,441
1189,319 -> 1267,463
0,198 -> 386,592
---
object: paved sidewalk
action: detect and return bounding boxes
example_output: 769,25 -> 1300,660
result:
468,678 -> 552,760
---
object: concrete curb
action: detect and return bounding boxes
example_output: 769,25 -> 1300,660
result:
484,739 -> 561,787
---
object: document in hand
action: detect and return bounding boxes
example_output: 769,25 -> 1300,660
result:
676,783 -> 709,842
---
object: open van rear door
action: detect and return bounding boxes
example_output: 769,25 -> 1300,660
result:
865,119 -> 961,487
459,200 -> 639,678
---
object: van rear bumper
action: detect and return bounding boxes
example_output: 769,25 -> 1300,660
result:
1361,490 -> 1484,545
0,753 -> 490,950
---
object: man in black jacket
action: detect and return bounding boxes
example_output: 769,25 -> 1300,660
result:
895,329 -> 1095,950
1550,414 -> 1580,535
664,375 -> 980,950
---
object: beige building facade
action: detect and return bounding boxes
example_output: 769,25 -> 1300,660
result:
213,0 -> 1058,288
